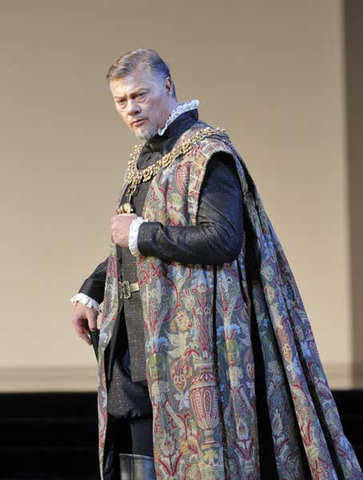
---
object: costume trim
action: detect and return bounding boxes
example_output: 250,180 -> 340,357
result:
157,99 -> 200,136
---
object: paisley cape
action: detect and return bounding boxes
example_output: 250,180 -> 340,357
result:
98,121 -> 362,479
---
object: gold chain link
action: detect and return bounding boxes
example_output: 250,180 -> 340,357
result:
117,127 -> 229,213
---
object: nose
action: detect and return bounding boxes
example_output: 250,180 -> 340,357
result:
126,98 -> 141,116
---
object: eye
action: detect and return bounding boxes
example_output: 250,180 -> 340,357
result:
137,92 -> 146,100
117,99 -> 127,108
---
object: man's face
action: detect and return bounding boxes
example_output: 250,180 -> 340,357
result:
109,66 -> 175,140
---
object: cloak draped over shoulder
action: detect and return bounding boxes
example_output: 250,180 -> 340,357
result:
98,122 -> 362,480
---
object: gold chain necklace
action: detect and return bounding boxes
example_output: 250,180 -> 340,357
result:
116,127 -> 229,214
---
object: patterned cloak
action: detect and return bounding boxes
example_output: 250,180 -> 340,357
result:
98,121 -> 362,480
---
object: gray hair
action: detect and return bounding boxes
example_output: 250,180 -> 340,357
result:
106,48 -> 177,99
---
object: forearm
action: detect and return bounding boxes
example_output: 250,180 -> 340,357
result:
138,218 -> 242,265
77,257 -> 109,304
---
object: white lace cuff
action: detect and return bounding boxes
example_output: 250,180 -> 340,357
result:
129,217 -> 148,256
70,293 -> 100,312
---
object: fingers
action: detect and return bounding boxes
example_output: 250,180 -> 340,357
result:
86,308 -> 98,332
110,213 -> 137,231
72,319 -> 92,345
79,330 -> 92,346
110,213 -> 137,247
71,303 -> 98,345
111,213 -> 137,221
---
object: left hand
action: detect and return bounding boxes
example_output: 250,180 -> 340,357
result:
111,213 -> 137,247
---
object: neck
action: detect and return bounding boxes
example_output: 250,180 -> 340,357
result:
157,99 -> 200,137
160,98 -> 179,128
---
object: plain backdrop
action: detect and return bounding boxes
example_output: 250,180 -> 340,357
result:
1,0 -> 361,390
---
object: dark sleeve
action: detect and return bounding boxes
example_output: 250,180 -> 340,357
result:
78,258 -> 108,303
137,152 -> 243,264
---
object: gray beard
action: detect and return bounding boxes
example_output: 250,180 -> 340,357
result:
134,124 -> 159,141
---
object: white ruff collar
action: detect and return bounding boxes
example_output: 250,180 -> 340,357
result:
157,99 -> 200,136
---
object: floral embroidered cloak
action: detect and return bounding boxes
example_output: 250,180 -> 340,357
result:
98,122 -> 362,479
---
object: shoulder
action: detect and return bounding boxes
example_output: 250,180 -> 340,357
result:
179,121 -> 236,164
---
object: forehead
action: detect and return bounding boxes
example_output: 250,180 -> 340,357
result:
109,66 -> 160,98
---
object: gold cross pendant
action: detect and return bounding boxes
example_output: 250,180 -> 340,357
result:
116,203 -> 135,214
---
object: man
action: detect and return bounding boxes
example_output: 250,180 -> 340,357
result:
71,49 -> 362,480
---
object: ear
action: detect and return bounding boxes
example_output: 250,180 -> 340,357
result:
165,77 -> 173,96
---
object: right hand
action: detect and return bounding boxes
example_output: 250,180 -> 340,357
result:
71,302 -> 99,345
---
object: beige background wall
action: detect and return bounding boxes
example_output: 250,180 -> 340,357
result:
0,0 -> 358,390
344,1 -> 363,386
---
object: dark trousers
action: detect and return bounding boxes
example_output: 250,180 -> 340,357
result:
109,415 -> 154,457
